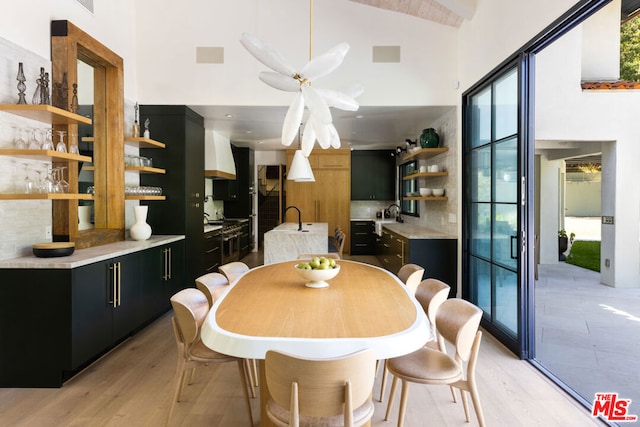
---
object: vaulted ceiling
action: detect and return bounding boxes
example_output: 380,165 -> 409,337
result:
348,0 -> 476,27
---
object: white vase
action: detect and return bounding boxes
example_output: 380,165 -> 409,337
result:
130,205 -> 152,241
78,205 -> 93,231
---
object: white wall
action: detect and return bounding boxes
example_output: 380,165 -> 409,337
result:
133,0 -> 459,107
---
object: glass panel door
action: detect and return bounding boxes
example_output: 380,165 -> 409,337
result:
464,65 -> 524,353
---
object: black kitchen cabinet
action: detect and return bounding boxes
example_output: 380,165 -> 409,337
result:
350,221 -> 376,255
0,239 -> 185,387
351,150 -> 396,201
239,221 -> 250,259
142,240 -> 185,320
204,228 -> 222,273
217,145 -> 255,217
140,105 -> 204,284
377,227 -> 457,297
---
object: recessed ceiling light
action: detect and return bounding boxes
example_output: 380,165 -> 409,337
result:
225,114 -> 234,118
356,115 -> 364,119
245,130 -> 253,134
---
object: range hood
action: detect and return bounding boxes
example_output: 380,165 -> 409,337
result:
204,130 -> 237,180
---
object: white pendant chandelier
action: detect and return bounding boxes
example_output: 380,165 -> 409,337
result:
240,0 -> 363,160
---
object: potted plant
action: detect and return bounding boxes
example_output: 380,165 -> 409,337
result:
558,229 -> 575,261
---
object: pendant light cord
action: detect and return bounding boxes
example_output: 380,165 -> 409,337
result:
309,0 -> 313,61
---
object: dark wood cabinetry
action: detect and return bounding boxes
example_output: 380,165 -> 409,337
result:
350,221 -> 376,255
0,239 -> 185,387
351,150 -> 396,201
139,105 -> 204,283
377,227 -> 457,297
220,145 -> 254,217
204,229 -> 222,273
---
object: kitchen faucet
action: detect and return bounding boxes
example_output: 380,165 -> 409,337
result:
284,205 -> 302,231
386,203 -> 403,222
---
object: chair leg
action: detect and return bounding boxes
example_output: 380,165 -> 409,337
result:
384,375 -> 399,421
469,380 -> 486,427
450,385 -> 458,403
378,359 -> 388,402
236,360 -> 254,427
252,359 -> 259,387
397,380 -> 410,427
166,360 -> 187,427
188,367 -> 196,385
244,359 -> 256,398
460,388 -> 471,422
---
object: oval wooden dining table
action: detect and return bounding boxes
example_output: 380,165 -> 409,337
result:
200,259 -> 431,426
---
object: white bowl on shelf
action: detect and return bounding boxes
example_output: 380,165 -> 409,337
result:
294,264 -> 340,288
419,188 -> 432,196
432,188 -> 445,197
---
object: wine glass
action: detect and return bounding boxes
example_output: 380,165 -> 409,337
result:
27,128 -> 41,150
22,163 -> 35,194
14,127 -> 27,150
56,130 -> 67,153
39,167 -> 55,194
41,128 -> 54,151
54,167 -> 70,193
68,133 -> 79,155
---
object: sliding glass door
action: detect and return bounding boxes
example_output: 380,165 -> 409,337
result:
463,63 -> 530,356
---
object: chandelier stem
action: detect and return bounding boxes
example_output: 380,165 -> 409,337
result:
309,0 -> 313,60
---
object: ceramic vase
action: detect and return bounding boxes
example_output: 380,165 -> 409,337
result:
130,205 -> 152,241
419,128 -> 439,148
78,205 -> 93,231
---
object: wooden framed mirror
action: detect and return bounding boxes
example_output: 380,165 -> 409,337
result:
51,20 -> 125,248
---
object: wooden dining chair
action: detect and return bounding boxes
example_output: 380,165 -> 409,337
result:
397,263 -> 425,295
328,228 -> 346,258
167,288 -> 253,427
194,272 -> 257,397
218,261 -> 250,284
194,272 -> 229,307
378,276 -> 448,402
384,298 -> 485,427
265,349 -> 377,427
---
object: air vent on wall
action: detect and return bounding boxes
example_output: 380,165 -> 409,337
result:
76,0 -> 94,14
372,46 -> 401,63
196,47 -> 225,64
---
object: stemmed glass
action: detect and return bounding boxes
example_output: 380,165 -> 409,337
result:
22,163 -> 35,194
27,128 -> 41,150
14,127 -> 27,150
56,130 -> 67,153
54,167 -> 70,193
39,167 -> 55,194
68,133 -> 79,155
41,129 -> 54,151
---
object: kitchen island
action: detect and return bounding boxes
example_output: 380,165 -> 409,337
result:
263,222 -> 328,265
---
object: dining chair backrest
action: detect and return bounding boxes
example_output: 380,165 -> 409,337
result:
265,349 -> 376,421
397,263 -> 425,295
195,272 -> 229,308
218,261 -> 250,283
414,278 -> 450,329
170,288 -> 210,346
436,298 -> 483,362
297,253 -> 340,260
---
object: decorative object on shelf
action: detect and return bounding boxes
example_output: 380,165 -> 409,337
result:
143,118 -> 150,139
16,62 -> 27,104
56,130 -> 67,153
420,128 -> 440,148
240,0 -> 362,157
78,205 -> 93,230
43,71 -> 51,105
130,205 -> 152,241
132,102 -> 140,137
70,83 -> 78,113
32,67 -> 44,105
52,72 -> 68,110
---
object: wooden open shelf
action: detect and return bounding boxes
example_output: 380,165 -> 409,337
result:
403,196 -> 448,201
0,193 -> 94,200
125,195 -> 166,201
81,136 -> 94,143
403,147 -> 449,161
0,104 -> 92,125
0,149 -> 92,163
124,137 -> 166,149
125,166 -> 166,174
403,171 -> 448,180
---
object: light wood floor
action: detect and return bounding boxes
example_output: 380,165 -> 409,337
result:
0,311 -> 603,427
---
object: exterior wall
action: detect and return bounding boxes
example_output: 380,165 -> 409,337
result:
566,176 -> 601,216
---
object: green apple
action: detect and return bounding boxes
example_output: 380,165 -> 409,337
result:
309,259 -> 320,269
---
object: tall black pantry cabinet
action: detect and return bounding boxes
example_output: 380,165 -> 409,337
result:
140,105 -> 205,285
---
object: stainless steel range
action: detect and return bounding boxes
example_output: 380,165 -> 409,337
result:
213,220 -> 242,264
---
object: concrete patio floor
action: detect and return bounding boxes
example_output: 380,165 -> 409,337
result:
535,262 -> 640,418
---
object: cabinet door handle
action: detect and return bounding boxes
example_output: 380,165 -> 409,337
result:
109,263 -> 117,308
167,248 -> 172,279
117,262 -> 121,307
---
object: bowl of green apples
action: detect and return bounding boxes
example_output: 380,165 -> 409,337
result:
294,256 -> 340,288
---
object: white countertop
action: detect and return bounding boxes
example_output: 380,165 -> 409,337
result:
204,224 -> 222,233
267,222 -> 327,234
0,235 -> 185,269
